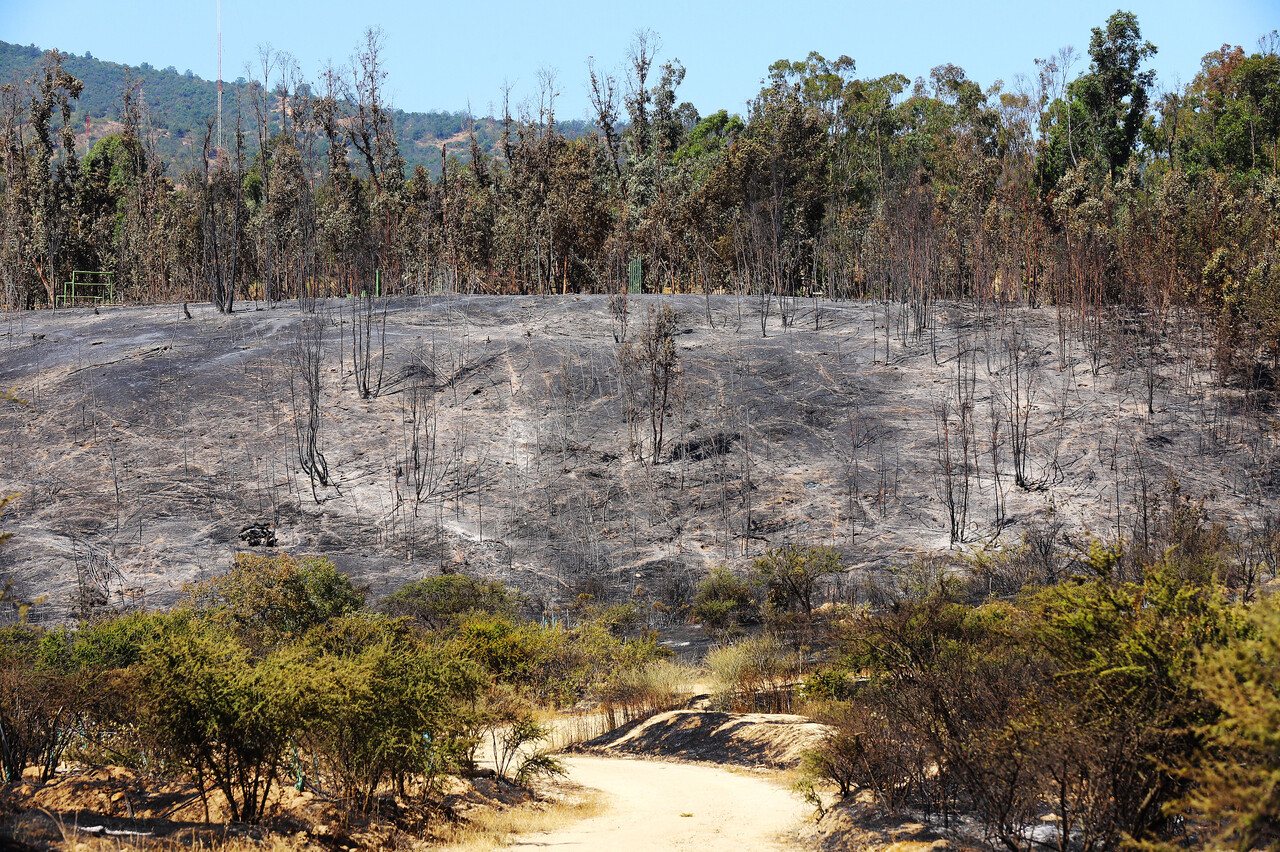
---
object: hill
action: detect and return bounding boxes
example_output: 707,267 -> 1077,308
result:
0,40 -> 590,174
1,295 -> 1273,623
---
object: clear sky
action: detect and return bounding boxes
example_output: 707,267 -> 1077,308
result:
3,0 -> 1277,119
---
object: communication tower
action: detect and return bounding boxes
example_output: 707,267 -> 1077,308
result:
216,0 -> 223,156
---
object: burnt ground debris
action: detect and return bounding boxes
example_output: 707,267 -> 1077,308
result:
1,294 -> 1274,622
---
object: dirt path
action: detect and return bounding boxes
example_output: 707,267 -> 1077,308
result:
511,755 -> 809,850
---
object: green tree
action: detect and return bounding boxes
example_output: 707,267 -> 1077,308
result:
1176,41 -> 1280,177
1040,11 -> 1157,185
751,544 -> 842,620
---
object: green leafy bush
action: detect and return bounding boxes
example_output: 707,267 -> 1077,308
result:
183,553 -> 364,650
134,616 -> 296,823
281,617 -> 483,811
691,567 -> 758,632
455,612 -> 664,706
1184,597 -> 1280,850
381,573 -> 520,631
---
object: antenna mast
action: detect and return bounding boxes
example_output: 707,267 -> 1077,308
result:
217,0 -> 223,156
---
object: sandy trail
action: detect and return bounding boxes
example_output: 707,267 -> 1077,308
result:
512,755 -> 808,850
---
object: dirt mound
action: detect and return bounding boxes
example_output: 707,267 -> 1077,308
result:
582,707 -> 829,768
24,765 -> 207,821
806,800 -> 988,851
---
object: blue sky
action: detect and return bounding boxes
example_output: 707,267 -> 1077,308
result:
3,0 -> 1277,119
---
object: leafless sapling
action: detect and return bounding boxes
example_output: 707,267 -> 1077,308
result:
398,352 -> 448,514
934,330 -> 977,544
289,314 -> 329,501
351,290 -> 388,398
1001,323 -> 1044,490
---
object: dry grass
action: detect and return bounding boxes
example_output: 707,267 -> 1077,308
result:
537,710 -> 613,751
18,792 -> 602,852
433,793 -> 603,851
597,661 -> 704,729
14,825 -> 318,852
528,661 -> 707,753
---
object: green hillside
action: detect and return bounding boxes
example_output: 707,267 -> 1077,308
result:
0,40 -> 586,174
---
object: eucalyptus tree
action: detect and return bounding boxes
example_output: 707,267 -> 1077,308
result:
314,65 -> 370,293
245,44 -> 285,301
1039,11 -> 1157,185
0,50 -> 83,307
195,116 -> 245,314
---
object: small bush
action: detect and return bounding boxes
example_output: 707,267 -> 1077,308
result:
183,552 -> 364,650
803,696 -> 930,809
455,613 -> 665,706
282,624 -> 482,811
751,544 -> 842,621
134,616 -> 295,823
381,574 -> 519,631
691,567 -> 757,632
0,626 -> 80,783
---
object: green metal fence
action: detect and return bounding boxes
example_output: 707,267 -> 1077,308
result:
628,257 -> 642,294
57,271 -> 114,308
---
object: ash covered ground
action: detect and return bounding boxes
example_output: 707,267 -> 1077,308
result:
1,294 -> 1274,622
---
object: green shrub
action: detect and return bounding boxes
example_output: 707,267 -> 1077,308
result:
455,613 -> 665,706
381,574 -> 519,631
69,610 -> 175,670
134,617 -> 297,823
280,625 -> 483,811
1182,596 -> 1280,850
807,559 -> 1238,849
597,601 -> 647,638
800,667 -> 857,702
183,552 -> 364,650
691,567 -> 757,632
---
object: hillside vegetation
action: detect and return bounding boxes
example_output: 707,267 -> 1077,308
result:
0,17 -> 1275,417
0,39 -> 588,176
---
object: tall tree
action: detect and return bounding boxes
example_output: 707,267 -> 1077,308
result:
1044,11 -> 1157,183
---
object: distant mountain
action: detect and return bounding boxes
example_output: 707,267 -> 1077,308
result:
0,40 -> 590,175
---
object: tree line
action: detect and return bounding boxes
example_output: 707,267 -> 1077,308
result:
1,14 -> 1278,355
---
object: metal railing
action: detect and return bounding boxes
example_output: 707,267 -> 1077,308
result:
57,271 -> 114,308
